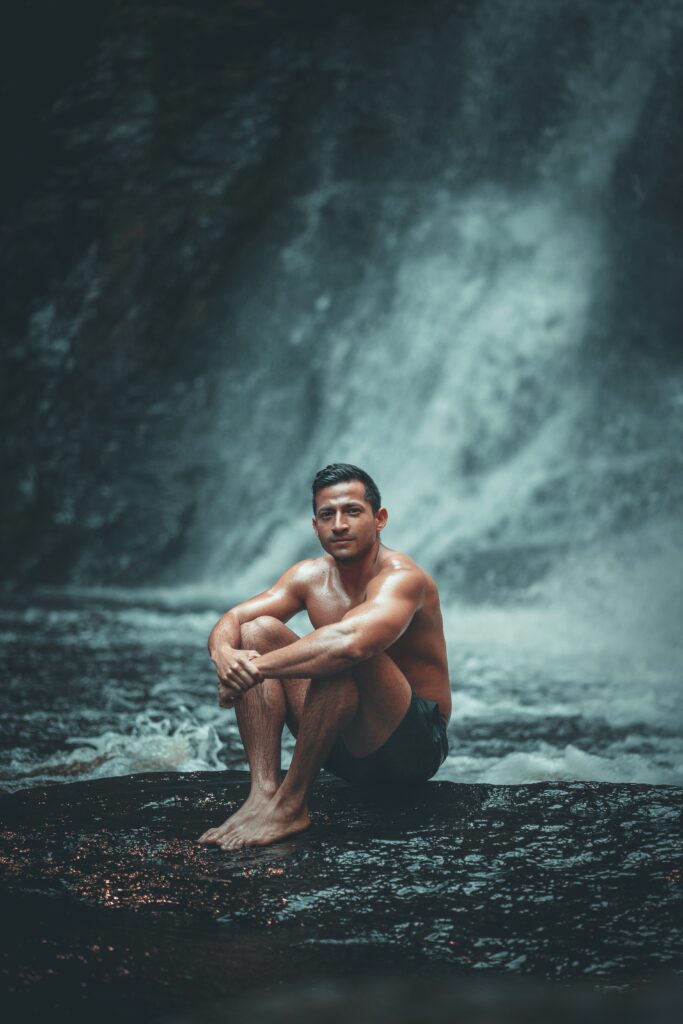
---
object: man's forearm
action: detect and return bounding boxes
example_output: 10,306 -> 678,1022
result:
253,623 -> 360,679
208,610 -> 242,658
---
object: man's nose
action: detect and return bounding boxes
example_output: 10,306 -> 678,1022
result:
332,515 -> 348,532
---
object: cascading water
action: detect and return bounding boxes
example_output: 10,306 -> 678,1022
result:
1,0 -> 681,789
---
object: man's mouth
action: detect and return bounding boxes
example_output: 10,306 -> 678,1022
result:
332,538 -> 352,543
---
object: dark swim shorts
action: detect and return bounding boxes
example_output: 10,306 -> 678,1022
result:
323,693 -> 449,785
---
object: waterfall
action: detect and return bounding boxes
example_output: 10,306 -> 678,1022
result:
2,0 -> 681,641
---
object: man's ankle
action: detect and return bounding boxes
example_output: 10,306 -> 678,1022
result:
252,778 -> 279,798
272,786 -> 308,815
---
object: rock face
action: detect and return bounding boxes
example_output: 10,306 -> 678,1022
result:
0,772 -> 681,1022
2,1 -> 683,590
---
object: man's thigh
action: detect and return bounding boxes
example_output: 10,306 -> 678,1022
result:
340,653 -> 413,758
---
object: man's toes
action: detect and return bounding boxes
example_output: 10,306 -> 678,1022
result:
215,823 -> 238,841
201,829 -> 226,844
221,832 -> 245,851
201,826 -> 234,845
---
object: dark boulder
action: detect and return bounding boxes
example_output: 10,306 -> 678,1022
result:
0,771 -> 681,1022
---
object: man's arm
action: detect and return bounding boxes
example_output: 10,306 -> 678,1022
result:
245,569 -> 424,683
209,561 -> 309,695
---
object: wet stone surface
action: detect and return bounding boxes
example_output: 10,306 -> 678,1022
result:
0,772 -> 681,1021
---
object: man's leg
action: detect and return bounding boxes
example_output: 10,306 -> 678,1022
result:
198,616 -> 307,845
219,654 -> 413,850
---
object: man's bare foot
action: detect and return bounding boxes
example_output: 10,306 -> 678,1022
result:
197,785 -> 278,845
220,797 -> 310,850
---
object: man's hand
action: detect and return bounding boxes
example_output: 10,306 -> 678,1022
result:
212,647 -> 264,706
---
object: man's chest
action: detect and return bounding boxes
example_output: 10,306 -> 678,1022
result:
304,583 -> 365,629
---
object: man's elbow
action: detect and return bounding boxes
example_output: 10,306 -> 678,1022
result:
208,609 -> 240,653
343,630 -> 387,664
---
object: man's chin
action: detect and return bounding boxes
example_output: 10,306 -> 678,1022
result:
328,544 -> 357,561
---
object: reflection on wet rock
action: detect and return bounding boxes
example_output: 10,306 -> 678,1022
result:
0,771 -> 681,1021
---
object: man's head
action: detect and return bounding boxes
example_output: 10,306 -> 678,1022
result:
311,464 -> 381,514
311,464 -> 387,561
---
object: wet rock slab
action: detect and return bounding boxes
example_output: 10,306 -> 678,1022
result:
0,772 -> 681,1022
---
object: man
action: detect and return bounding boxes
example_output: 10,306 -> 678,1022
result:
198,463 -> 451,851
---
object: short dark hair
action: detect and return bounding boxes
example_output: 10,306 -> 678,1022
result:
312,463 -> 381,514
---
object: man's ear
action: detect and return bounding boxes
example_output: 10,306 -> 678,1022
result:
375,507 -> 388,532
312,516 -> 319,538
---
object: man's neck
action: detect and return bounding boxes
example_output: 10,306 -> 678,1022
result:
333,539 -> 383,593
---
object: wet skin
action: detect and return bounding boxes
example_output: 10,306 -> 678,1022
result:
198,480 -> 451,850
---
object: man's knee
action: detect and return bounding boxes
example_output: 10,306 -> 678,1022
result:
351,653 -> 390,684
240,615 -> 289,649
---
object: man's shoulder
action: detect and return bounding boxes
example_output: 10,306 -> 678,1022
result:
285,556 -> 330,588
379,547 -> 428,577
375,549 -> 436,592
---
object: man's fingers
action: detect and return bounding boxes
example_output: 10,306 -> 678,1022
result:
214,651 -> 263,708
218,665 -> 254,688
217,675 -> 240,698
239,654 -> 263,682
231,653 -> 257,675
226,655 -> 263,686
234,666 -> 259,687
245,650 -> 262,668
218,675 -> 242,696
217,680 -> 242,705
218,694 -> 240,708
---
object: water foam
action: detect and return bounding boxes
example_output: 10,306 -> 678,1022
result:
479,744 -> 683,786
0,710 -> 225,794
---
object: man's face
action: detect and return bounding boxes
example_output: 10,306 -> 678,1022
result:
312,480 -> 387,561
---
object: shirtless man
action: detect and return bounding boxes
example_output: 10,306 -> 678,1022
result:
198,463 -> 451,851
